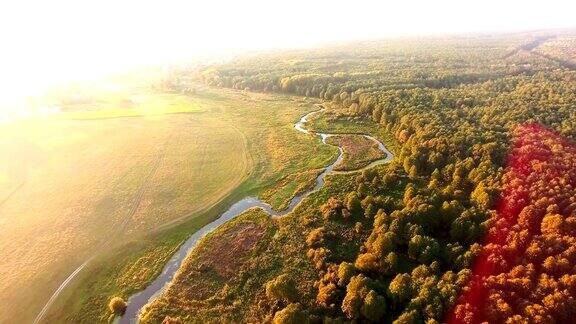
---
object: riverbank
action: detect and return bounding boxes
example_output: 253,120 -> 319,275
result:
131,106 -> 394,322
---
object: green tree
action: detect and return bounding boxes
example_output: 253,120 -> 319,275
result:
342,275 -> 371,319
383,252 -> 399,275
361,290 -> 386,322
409,165 -> 418,180
355,252 -> 379,272
372,231 -> 397,258
346,191 -> 362,215
470,182 -> 492,209
393,309 -> 420,324
273,303 -> 308,324
338,262 -> 356,287
403,185 -> 415,206
408,235 -> 440,263
388,273 -> 413,303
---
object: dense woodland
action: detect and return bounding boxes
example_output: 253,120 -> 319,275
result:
156,32 -> 576,323
450,124 -> 576,323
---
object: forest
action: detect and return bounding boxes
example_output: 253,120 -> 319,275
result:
128,32 -> 576,323
449,124 -> 576,323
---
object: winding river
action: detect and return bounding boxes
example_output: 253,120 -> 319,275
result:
34,106 -> 394,324
119,107 -> 394,323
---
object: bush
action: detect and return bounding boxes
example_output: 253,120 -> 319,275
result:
108,296 -> 127,315
273,303 -> 309,324
266,274 -> 298,303
162,316 -> 183,324
346,192 -> 362,215
306,227 -> 325,247
320,197 -> 343,220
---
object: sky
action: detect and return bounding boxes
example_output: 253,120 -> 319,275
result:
0,0 -> 575,103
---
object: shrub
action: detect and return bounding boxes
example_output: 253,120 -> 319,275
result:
306,227 -> 325,247
108,296 -> 127,315
320,197 -> 343,220
273,303 -> 308,324
162,316 -> 183,324
266,274 -> 298,303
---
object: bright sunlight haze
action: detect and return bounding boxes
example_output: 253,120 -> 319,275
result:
1,0 -> 575,105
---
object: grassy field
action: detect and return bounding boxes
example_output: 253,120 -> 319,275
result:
189,88 -> 337,208
0,91 -> 250,323
260,169 -> 324,210
57,94 -> 202,120
29,86 -> 336,323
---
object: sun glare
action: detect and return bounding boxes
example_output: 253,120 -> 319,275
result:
0,0 -> 575,114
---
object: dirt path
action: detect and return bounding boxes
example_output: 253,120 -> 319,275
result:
504,35 -> 576,70
0,181 -> 25,210
503,35 -> 555,59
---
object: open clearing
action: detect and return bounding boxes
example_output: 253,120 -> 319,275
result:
26,85 -> 335,323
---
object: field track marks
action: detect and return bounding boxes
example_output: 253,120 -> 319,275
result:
505,35 -> 576,70
33,129 -> 175,324
117,129 -> 177,236
150,121 -> 251,234
33,258 -> 92,324
0,181 -> 25,210
502,35 -> 554,59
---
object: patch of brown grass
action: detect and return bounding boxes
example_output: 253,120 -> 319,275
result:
196,223 -> 265,279
326,135 -> 385,171
167,220 -> 265,302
